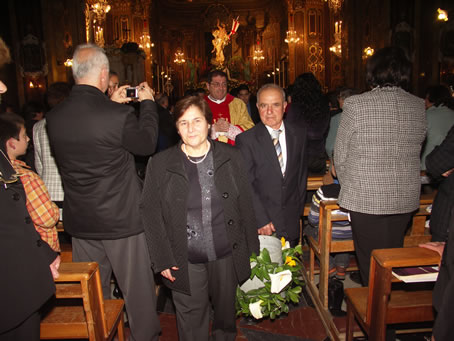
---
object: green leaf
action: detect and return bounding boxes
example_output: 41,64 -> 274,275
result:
292,286 -> 302,295
283,304 -> 289,314
261,248 -> 271,263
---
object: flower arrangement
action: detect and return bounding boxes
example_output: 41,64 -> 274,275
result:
235,237 -> 303,320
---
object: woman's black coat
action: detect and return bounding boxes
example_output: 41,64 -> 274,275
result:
140,140 -> 259,295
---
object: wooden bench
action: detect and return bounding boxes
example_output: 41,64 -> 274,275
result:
56,221 -> 73,262
306,174 -> 325,191
345,247 -> 439,341
40,262 -> 125,341
302,192 -> 434,341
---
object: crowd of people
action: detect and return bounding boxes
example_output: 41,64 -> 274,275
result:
1,37 -> 454,341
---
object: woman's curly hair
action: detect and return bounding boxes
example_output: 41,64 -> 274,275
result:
291,73 -> 328,122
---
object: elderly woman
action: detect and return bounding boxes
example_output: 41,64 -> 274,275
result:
141,95 -> 259,341
334,47 -> 426,285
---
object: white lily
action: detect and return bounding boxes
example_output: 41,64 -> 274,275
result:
282,240 -> 290,250
269,270 -> 292,293
249,300 -> 263,319
281,237 -> 290,250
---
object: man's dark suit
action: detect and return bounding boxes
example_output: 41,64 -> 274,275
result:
236,121 -> 308,242
0,150 -> 56,337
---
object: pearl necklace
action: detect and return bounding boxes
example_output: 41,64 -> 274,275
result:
182,142 -> 210,164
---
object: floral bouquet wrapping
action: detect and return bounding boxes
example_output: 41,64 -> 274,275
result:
235,236 -> 303,320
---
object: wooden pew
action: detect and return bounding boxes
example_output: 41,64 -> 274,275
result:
345,247 -> 439,341
306,174 -> 325,191
56,221 -> 72,262
302,192 -> 434,341
40,262 -> 125,341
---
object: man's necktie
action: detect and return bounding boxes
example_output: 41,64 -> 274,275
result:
271,129 -> 284,175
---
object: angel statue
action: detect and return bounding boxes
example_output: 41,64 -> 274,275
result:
211,20 -> 229,66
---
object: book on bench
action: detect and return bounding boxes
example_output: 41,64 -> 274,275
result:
392,266 -> 439,283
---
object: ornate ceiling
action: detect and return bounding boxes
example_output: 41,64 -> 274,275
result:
155,0 -> 278,12
153,0 -> 284,30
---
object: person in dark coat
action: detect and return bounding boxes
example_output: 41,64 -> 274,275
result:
141,96 -> 259,341
420,124 -> 454,340
426,124 -> 454,242
0,36 -> 59,340
46,43 -> 160,341
237,84 -> 261,124
286,72 -> 330,174
236,84 -> 308,247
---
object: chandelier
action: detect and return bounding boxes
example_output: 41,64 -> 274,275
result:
91,0 -> 111,20
363,46 -> 375,59
329,21 -> 342,58
174,50 -> 186,65
326,0 -> 343,13
253,47 -> 264,62
285,30 -> 300,44
139,34 -> 154,54
437,8 -> 448,22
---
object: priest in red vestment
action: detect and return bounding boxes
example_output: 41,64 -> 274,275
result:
204,70 -> 254,145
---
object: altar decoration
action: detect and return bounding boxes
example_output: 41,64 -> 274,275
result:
211,17 -> 240,66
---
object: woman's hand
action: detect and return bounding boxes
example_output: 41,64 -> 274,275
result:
161,266 -> 179,282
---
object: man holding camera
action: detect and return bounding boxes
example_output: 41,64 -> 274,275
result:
47,43 -> 160,341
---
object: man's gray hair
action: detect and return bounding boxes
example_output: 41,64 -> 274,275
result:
72,44 -> 109,81
257,83 -> 286,103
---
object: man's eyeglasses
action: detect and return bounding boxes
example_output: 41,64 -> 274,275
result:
210,82 -> 227,88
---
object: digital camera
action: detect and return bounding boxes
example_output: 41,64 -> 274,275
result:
126,87 -> 138,98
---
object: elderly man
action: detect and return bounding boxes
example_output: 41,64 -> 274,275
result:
204,70 -> 254,145
236,84 -> 308,246
46,44 -> 160,341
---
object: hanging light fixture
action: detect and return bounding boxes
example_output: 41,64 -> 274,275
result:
363,47 -> 375,59
329,21 -> 342,57
253,45 -> 264,62
326,0 -> 343,13
285,13 -> 300,44
285,30 -> 300,44
91,0 -> 111,19
174,49 -> 186,65
437,8 -> 449,21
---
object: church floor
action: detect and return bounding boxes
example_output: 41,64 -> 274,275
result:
154,276 -> 432,341
153,279 -> 345,341
157,291 -> 329,341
